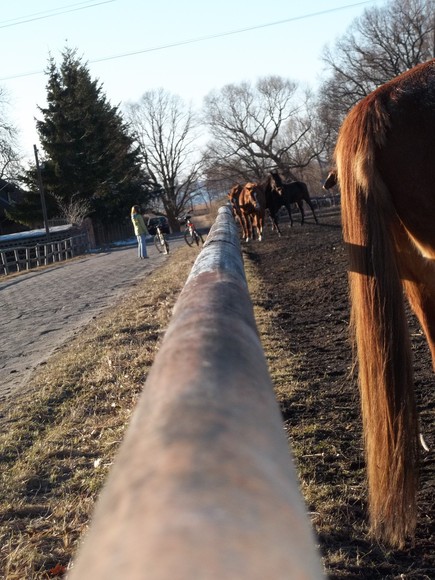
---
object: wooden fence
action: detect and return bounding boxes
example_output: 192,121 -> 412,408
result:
0,233 -> 89,276
69,206 -> 324,579
92,220 -> 134,247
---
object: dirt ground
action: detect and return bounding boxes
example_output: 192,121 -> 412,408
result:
243,208 -> 434,579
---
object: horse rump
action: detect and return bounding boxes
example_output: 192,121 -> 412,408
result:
334,59 -> 435,548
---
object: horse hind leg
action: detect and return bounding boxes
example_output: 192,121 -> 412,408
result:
269,210 -> 281,236
236,213 -> 245,241
240,213 -> 250,242
306,198 -> 318,224
256,211 -> 265,241
296,201 -> 305,225
254,218 -> 261,241
249,215 -> 256,241
401,240 -> 435,370
272,219 -> 282,236
251,213 -> 261,242
396,231 -> 435,482
245,214 -> 254,242
284,203 -> 294,227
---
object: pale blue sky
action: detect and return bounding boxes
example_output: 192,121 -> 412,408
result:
1,0 -> 384,161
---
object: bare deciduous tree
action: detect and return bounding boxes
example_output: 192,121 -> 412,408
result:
125,89 -> 203,232
319,0 -> 434,145
0,87 -> 21,181
53,193 -> 92,226
202,76 -> 327,187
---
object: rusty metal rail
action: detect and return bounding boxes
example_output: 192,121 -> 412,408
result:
69,206 -> 324,579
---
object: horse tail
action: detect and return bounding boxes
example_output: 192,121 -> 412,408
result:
335,91 -> 419,548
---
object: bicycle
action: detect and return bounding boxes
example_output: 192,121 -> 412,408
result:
182,215 -> 204,247
153,224 -> 169,254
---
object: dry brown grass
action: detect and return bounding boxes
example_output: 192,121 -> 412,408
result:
0,244 -> 198,579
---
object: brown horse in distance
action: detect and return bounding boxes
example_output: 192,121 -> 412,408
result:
228,182 -> 265,241
329,58 -> 435,548
238,182 -> 266,241
227,184 -> 248,239
269,172 -> 318,226
257,173 -> 286,235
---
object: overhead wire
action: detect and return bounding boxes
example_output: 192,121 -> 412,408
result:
93,0 -> 378,64
0,0 -> 116,29
0,0 -> 379,81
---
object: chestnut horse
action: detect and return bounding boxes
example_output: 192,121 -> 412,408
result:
228,182 -> 265,241
328,58 -> 435,548
238,182 -> 266,242
227,184 -> 248,238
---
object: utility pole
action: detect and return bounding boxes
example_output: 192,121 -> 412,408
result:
33,144 -> 50,242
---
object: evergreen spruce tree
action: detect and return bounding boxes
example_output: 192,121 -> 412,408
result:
14,48 -> 152,228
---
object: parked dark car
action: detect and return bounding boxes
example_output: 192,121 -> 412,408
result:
147,216 -> 170,235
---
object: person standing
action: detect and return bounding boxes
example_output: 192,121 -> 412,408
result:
131,205 -> 149,259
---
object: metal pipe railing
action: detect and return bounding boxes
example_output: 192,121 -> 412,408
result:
0,233 -> 89,275
69,206 -> 324,579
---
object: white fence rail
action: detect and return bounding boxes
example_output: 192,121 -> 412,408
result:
69,206 -> 324,579
0,233 -> 89,276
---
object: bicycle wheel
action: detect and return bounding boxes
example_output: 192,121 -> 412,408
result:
184,230 -> 195,247
154,234 -> 169,254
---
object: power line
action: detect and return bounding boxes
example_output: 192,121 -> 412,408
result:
0,0 -> 378,81
93,0 -> 378,64
0,0 -> 115,29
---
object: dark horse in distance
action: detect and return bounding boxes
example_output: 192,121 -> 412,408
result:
325,58 -> 435,549
267,172 -> 318,227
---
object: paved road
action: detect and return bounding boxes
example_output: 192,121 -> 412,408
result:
0,236 -> 184,402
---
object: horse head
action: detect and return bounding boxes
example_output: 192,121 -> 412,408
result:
323,170 -> 337,190
242,182 -> 261,210
269,172 -> 284,195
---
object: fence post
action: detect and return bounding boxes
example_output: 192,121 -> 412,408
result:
14,249 -> 21,271
25,247 -> 31,270
0,250 -> 8,275
69,206 -> 324,579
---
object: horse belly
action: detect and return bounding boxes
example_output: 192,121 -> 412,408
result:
377,106 -> 435,258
